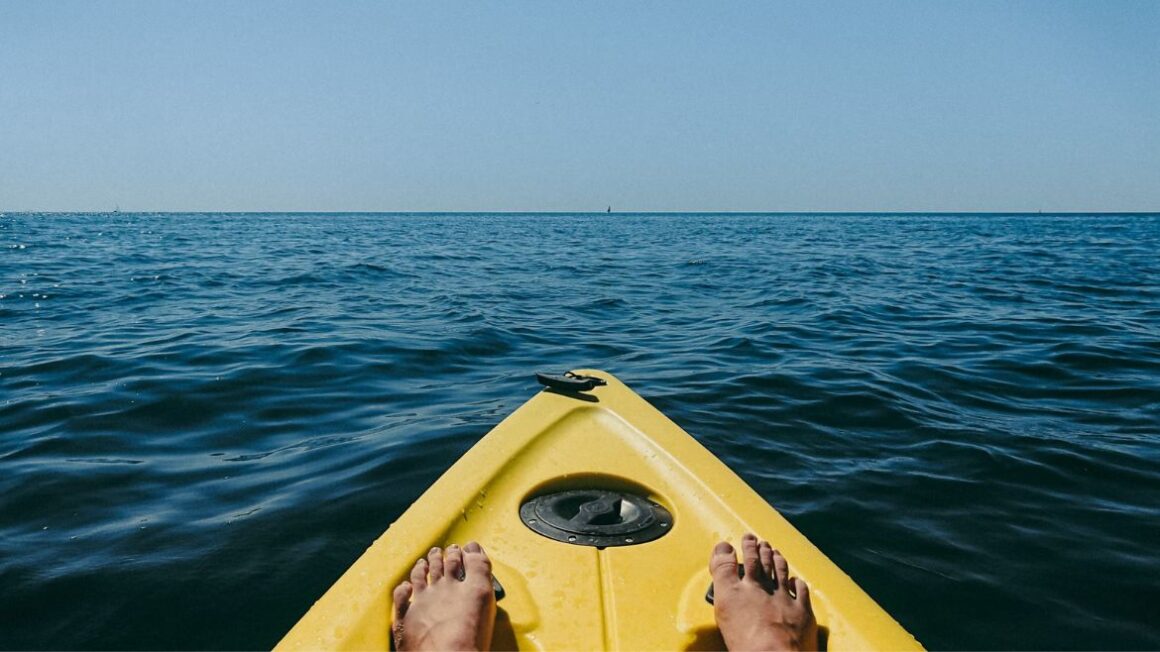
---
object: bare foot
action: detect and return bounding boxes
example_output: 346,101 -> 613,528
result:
710,533 -> 819,651
392,542 -> 497,651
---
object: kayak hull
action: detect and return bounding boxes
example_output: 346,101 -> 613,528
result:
277,370 -> 922,650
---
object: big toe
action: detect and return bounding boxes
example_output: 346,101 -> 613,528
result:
463,541 -> 492,580
710,541 -> 740,587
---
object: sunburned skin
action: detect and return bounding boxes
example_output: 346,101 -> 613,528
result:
391,534 -> 817,651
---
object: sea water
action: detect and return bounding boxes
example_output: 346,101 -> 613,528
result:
2,212 -> 1158,649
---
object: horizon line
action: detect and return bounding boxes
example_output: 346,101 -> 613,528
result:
3,210 -> 1159,216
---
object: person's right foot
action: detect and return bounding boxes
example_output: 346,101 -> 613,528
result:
392,542 -> 496,651
710,533 -> 819,651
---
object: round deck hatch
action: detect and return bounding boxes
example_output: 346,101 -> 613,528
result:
519,489 -> 672,547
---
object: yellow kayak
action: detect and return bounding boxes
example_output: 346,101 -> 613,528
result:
277,370 -> 922,651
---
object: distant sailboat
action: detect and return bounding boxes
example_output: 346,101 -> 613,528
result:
607,206 -> 611,213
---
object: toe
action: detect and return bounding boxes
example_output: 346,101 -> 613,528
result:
445,544 -> 465,581
463,541 -> 493,579
741,533 -> 764,582
793,577 -> 812,610
409,557 -> 429,591
392,581 -> 412,623
427,546 -> 445,581
759,540 -> 775,578
709,541 -> 741,588
772,549 -> 790,590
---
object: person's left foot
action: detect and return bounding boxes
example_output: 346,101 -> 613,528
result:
392,543 -> 497,651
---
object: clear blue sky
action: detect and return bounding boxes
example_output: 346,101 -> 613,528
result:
2,1 -> 1158,212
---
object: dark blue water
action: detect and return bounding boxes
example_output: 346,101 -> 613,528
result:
2,213 -> 1158,650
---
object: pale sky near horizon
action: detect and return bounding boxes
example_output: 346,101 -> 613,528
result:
2,1 -> 1158,212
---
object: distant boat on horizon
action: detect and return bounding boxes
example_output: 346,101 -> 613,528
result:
607,206 -> 611,213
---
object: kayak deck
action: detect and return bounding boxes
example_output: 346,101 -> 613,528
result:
277,370 -> 921,650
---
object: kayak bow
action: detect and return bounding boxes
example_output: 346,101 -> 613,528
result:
277,370 -> 921,650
